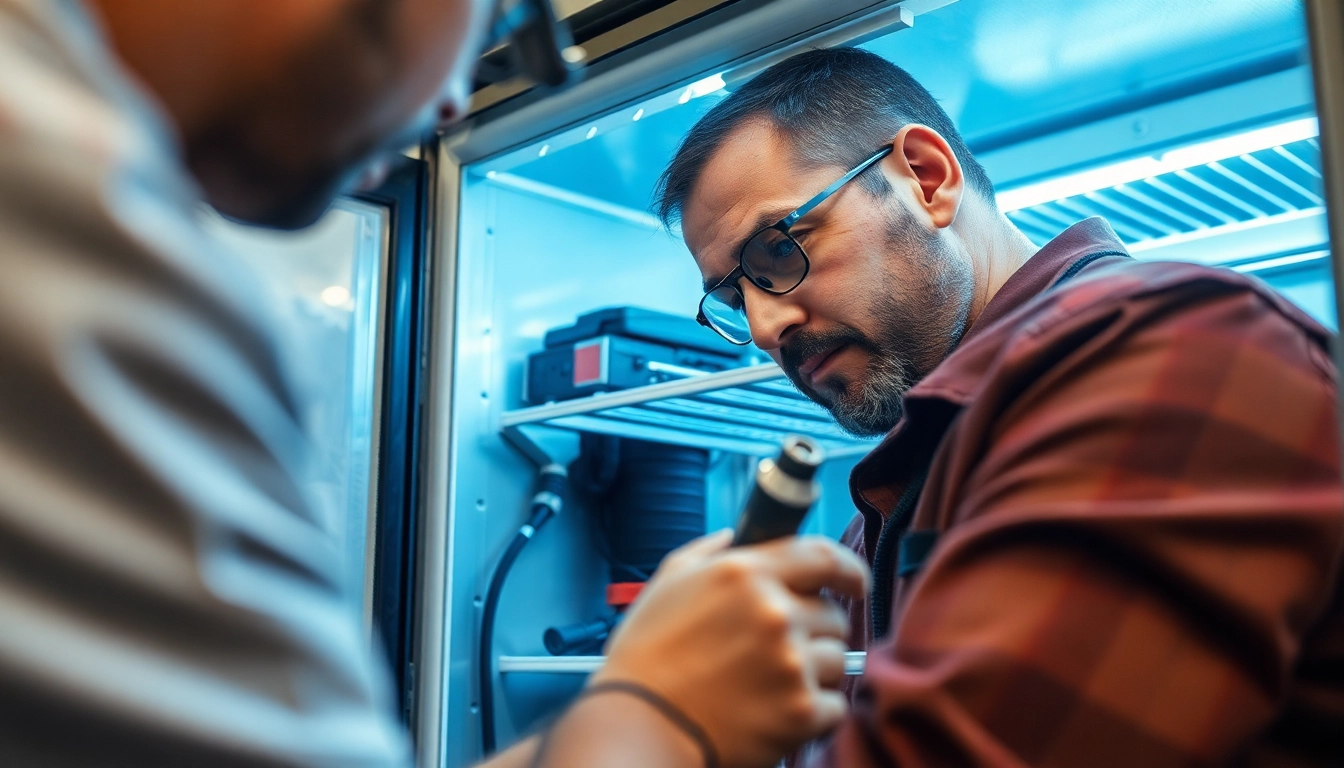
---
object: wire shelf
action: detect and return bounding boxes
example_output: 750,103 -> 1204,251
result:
498,652 -> 867,676
501,364 -> 880,457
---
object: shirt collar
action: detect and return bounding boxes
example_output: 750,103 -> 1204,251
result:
905,217 -> 1130,408
847,218 -> 1131,527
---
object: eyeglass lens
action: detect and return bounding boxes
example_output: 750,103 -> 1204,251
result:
700,228 -> 809,344
741,228 -> 808,293
701,285 -> 751,343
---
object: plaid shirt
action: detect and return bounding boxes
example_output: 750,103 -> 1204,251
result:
807,218 -> 1344,767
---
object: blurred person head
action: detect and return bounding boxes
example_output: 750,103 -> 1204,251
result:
658,48 -> 1034,437
88,0 -> 493,229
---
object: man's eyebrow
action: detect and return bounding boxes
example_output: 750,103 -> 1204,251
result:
748,208 -> 794,239
701,265 -> 742,293
699,206 -> 795,293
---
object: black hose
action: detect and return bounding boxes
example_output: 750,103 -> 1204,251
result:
479,464 -> 567,756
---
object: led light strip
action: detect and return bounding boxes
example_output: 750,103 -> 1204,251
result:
996,117 -> 1321,212
1230,248 -> 1330,273
473,71 -> 728,177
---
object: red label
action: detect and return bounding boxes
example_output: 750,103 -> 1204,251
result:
607,582 -> 644,607
573,341 -> 604,386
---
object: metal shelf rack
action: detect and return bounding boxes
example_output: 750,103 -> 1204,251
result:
498,651 -> 868,676
500,364 -> 880,457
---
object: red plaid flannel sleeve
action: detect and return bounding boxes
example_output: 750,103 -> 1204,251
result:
815,281 -> 1344,766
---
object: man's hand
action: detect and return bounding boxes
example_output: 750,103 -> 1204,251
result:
586,531 -> 870,768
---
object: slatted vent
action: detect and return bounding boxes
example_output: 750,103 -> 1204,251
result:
999,121 -> 1324,251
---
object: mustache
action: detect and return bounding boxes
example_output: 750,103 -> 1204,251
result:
780,327 -> 873,381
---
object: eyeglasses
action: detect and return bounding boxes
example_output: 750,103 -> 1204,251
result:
476,0 -> 578,89
696,146 -> 894,345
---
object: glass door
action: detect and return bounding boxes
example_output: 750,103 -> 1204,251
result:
201,158 -> 430,723
204,197 -> 390,620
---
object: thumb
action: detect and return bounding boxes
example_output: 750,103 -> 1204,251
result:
660,529 -> 733,572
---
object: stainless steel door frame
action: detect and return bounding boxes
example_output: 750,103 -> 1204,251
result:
446,0 -> 957,164
1306,0 -> 1344,444
415,140 -> 463,768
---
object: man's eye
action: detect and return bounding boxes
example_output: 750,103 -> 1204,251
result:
767,237 -> 798,260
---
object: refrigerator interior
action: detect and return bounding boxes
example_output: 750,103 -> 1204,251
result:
441,0 -> 1331,763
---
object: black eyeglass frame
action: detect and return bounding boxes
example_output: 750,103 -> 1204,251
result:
696,145 -> 896,345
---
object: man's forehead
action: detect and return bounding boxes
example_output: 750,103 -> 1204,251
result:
682,120 -> 803,272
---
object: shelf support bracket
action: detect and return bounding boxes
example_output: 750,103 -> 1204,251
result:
501,424 -> 554,468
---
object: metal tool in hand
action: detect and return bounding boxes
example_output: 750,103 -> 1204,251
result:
732,435 -> 825,546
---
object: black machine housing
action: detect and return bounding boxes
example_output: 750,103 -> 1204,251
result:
525,307 -> 756,405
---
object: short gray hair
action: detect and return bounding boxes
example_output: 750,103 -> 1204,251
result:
654,47 -> 995,227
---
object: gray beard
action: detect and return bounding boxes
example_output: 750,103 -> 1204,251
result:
814,207 -> 973,437
826,353 -> 918,436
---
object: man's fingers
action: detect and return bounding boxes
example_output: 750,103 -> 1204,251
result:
808,637 -> 849,689
661,529 -> 733,572
680,528 -> 733,556
808,689 -> 849,735
752,536 -> 870,598
795,596 -> 848,641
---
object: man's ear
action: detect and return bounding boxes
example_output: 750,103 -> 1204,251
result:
883,124 -> 965,229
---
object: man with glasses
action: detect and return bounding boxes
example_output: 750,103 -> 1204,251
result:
0,1 -> 870,767
661,47 -> 1344,766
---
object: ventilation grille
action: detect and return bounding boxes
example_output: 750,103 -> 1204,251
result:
1004,138 -> 1324,248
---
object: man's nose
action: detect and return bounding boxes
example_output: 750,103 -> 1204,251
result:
743,282 -> 806,352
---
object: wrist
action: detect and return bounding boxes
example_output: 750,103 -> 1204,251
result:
535,681 -> 706,768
